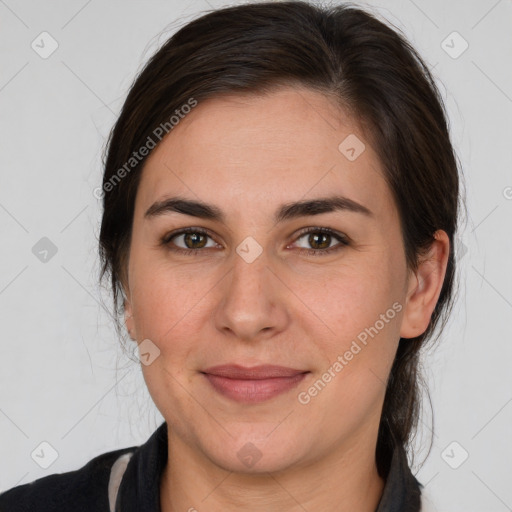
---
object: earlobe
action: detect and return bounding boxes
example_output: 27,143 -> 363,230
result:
400,230 -> 450,339
125,306 -> 136,341
123,288 -> 137,341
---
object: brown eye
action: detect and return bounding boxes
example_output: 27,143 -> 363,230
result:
182,232 -> 208,249
306,232 -> 331,250
161,226 -> 348,257
292,228 -> 349,256
161,228 -> 218,254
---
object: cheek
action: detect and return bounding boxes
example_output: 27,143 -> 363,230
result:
294,254 -> 404,398
130,256 -> 209,341
296,283 -> 402,436
131,264 -> 204,416
295,253 -> 404,339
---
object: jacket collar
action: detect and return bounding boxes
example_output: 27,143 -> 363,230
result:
375,442 -> 422,511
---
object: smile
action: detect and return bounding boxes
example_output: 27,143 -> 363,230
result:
202,365 -> 309,404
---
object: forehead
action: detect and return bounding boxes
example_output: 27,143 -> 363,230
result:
136,86 -> 390,219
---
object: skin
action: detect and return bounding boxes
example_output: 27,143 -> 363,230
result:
123,85 -> 449,512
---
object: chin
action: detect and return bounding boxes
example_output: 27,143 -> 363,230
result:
204,430 -> 307,474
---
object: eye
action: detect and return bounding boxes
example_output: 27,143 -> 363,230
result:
290,227 -> 349,256
161,227 -> 219,255
160,226 -> 349,256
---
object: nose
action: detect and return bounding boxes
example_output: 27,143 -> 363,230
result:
213,246 -> 290,342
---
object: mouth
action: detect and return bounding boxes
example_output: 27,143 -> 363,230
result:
201,364 -> 310,404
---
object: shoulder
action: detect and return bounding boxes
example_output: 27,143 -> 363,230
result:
0,446 -> 136,512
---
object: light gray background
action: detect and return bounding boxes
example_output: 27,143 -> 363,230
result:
0,0 -> 511,510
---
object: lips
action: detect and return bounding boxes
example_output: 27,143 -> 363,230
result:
201,364 -> 309,404
203,364 -> 307,379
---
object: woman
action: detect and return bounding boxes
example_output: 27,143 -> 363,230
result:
0,1 -> 460,510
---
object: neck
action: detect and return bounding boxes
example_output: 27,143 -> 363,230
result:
160,429 -> 386,512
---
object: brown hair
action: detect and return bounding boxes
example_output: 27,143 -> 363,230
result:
99,0 -> 461,478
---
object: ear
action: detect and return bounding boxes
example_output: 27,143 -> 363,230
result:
122,286 -> 137,342
400,230 -> 450,339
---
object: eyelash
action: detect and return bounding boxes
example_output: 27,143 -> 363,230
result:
160,226 -> 349,257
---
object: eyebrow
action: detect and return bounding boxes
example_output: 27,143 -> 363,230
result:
144,195 -> 373,223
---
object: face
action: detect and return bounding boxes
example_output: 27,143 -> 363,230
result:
124,86 -> 416,473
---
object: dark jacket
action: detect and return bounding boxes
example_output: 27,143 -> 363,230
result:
0,421 -> 427,511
